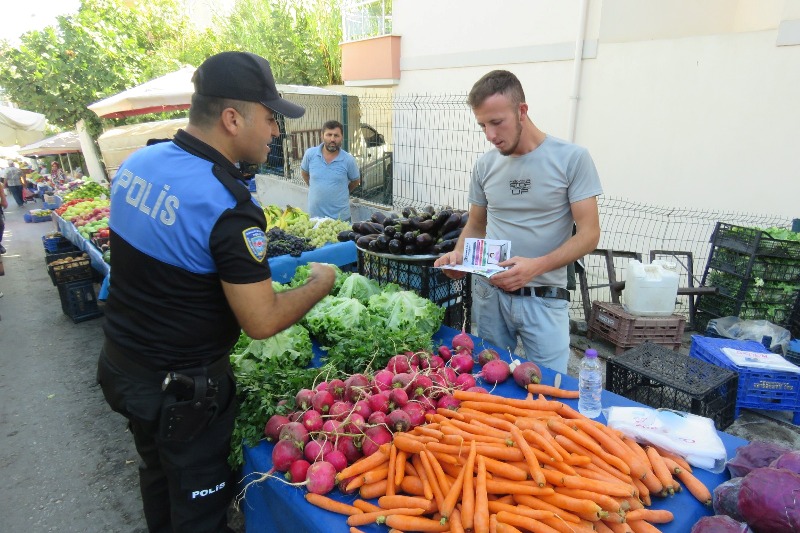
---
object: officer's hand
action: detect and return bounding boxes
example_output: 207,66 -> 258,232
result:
308,262 -> 336,292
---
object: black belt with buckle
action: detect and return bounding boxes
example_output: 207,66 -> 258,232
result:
503,285 -> 570,301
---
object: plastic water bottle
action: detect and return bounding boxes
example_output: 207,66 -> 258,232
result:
579,349 -> 602,418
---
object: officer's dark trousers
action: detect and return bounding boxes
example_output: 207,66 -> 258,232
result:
97,342 -> 237,533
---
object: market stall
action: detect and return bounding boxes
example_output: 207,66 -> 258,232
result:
240,326 -> 748,533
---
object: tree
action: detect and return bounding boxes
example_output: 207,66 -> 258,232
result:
0,0 -> 199,137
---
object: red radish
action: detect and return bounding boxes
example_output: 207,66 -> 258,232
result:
328,378 -> 346,400
420,354 -> 445,371
272,439 -> 303,472
438,345 -> 453,362
405,351 -> 421,369
321,419 -> 343,438
387,409 -> 411,432
454,373 -> 476,390
372,369 -> 394,392
402,402 -> 426,427
411,374 -> 433,399
279,421 -> 309,446
288,411 -> 303,422
391,372 -> 414,391
437,394 -> 461,411
367,390 -> 392,414
315,381 -> 329,392
301,410 -> 324,433
344,374 -> 371,402
264,414 -> 290,441
303,437 -> 334,463
386,354 -> 411,374
285,459 -> 311,482
452,331 -> 474,353
467,386 -> 489,394
338,475 -> 357,495
439,366 -> 457,385
276,399 -> 290,410
389,388 -> 409,409
325,450 -> 348,472
428,373 -> 449,399
367,411 -> 387,426
352,400 -> 373,420
329,401 -> 353,421
343,413 -> 366,434
295,388 -> 315,411
415,395 -> 437,413
311,390 -> 334,414
304,461 -> 337,494
362,425 -> 393,457
335,436 -> 363,464
512,361 -> 542,388
477,348 -> 500,366
481,359 -> 511,384
450,352 -> 474,374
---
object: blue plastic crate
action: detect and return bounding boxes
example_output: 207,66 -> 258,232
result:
788,339 -> 800,366
42,234 -> 76,253
690,335 -> 800,423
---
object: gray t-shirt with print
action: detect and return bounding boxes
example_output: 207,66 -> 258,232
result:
468,135 -> 603,288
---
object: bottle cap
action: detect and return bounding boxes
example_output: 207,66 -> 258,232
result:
585,349 -> 598,358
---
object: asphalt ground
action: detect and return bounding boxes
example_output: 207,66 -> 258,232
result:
0,198 -> 797,532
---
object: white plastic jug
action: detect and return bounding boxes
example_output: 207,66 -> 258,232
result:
623,259 -> 680,316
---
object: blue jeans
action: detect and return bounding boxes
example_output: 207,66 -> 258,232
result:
471,276 -> 571,373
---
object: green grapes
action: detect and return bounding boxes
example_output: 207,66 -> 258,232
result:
286,218 -> 351,248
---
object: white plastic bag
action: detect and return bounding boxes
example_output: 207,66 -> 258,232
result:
605,406 -> 727,472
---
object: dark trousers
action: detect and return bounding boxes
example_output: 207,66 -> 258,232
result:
7,185 -> 23,207
97,344 -> 237,533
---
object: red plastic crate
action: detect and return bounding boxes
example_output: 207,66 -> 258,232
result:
587,301 -> 686,355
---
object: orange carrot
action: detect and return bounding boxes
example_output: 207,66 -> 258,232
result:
485,479 -> 555,496
384,514 -> 451,532
346,507 -> 427,527
461,440 -> 477,531
495,510 -> 561,533
512,494 -> 582,524
626,520 -> 663,533
425,449 -> 452,496
386,443 -> 397,496
440,450 -> 469,523
653,446 -> 692,473
527,383 -> 580,399
522,427 -> 564,463
602,521 -> 633,533
547,419 -> 630,476
661,456 -> 683,476
304,493 -> 363,516
537,492 -> 607,522
645,446 -> 676,493
570,419 -> 647,480
509,425 -> 546,487
392,432 -> 427,454
453,390 -> 562,411
426,441 -> 525,462
419,448 -> 446,511
624,508 -> 674,523
488,501 -> 555,520
411,454 -> 434,501
336,444 -> 390,481
359,479 -> 388,499
352,499 -> 382,513
349,527 -> 366,533
496,522 -> 526,533
482,455 -> 529,482
631,477 -> 651,507
675,467 -> 712,505
394,450 -> 408,487
562,475 -> 635,498
361,465 -> 389,485
378,494 -> 436,511
473,455 -> 490,533
540,516 -> 597,533
399,475 -> 425,496
450,508 -> 466,533
554,486 -> 623,513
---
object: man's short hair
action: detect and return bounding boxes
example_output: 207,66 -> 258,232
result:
189,94 -> 256,128
322,120 -> 344,134
467,70 -> 526,109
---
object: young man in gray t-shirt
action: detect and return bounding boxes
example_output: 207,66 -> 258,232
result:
435,70 -> 603,374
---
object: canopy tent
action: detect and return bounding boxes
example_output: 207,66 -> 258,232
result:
87,66 -> 196,119
97,117 -> 188,174
18,131 -> 81,157
0,105 -> 47,147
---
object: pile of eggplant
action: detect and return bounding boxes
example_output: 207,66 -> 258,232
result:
337,205 -> 468,256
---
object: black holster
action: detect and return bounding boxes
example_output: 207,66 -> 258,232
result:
159,374 -> 220,442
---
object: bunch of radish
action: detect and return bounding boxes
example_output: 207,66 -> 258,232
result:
262,331 -> 542,495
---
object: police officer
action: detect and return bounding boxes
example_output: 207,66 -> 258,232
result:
97,52 -> 336,533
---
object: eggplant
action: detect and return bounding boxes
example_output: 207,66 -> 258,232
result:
458,212 -> 469,228
356,234 -> 380,248
337,230 -> 352,242
352,221 -> 363,233
441,228 -> 462,241
368,238 -> 381,251
388,239 -> 404,255
402,230 -> 419,245
434,238 -> 459,254
440,212 -> 462,235
415,233 -> 434,250
432,209 -> 453,231
397,218 -> 414,233
422,205 -> 436,216
416,219 -> 437,233
383,215 -> 399,227
404,243 -> 418,255
383,225 -> 397,238
401,206 -> 418,218
370,211 -> 387,225
375,234 -> 391,251
360,221 -> 386,235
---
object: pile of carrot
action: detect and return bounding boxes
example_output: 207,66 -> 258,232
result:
303,388 -> 713,533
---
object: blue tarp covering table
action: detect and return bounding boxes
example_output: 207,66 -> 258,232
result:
241,326 -> 748,533
53,214 -> 112,298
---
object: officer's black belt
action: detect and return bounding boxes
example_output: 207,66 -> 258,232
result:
502,285 -> 570,301
103,339 -> 229,382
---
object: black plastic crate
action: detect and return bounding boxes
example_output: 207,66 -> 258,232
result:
606,341 -> 739,430
44,251 -> 88,286
57,279 -> 104,323
49,256 -> 92,285
711,222 -> 800,260
790,294 -> 800,340
708,246 -> 800,283
357,249 -> 472,332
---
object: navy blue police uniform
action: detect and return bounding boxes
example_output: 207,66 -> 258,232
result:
97,129 -> 270,533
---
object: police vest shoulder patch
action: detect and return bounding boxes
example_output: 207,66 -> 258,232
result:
243,227 -> 268,262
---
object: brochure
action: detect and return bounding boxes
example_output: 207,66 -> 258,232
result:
437,238 -> 511,278
720,347 -> 800,373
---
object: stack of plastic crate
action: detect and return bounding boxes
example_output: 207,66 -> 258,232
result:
695,222 -> 800,333
587,301 -> 686,355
